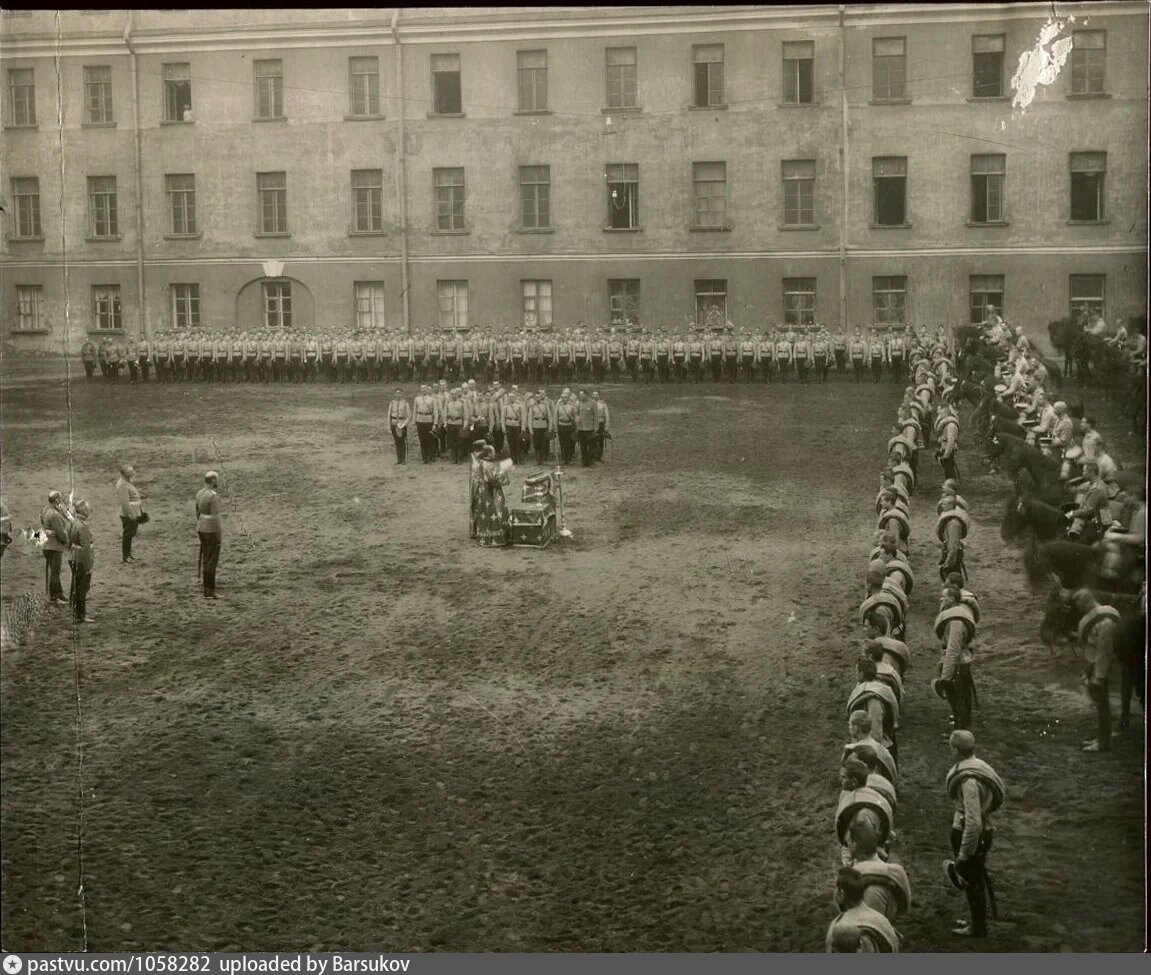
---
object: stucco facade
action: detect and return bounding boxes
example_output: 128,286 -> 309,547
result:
1,4 -> 1147,351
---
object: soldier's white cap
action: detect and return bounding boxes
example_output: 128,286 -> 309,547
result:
205,470 -> 219,482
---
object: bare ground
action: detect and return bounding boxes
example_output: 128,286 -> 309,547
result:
0,364 -> 1144,951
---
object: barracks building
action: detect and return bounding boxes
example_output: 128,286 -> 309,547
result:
1,4 -> 1147,351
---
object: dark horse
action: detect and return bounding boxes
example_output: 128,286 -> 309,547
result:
1048,318 -> 1079,379
986,433 -> 1061,490
1038,589 -> 1146,730
988,413 -> 1030,442
1001,492 -> 1094,546
1023,538 -> 1144,594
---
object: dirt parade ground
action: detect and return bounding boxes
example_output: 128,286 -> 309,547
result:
0,362 -> 1144,952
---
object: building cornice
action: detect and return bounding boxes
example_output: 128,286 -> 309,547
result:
2,242 -> 1145,270
3,3 -> 1146,56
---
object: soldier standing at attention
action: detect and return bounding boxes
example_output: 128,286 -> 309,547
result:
813,329 -> 831,383
592,391 -> 611,462
388,388 -> 412,465
944,730 -> 1004,939
115,464 -> 144,563
833,326 -> 848,374
888,328 -> 906,384
849,329 -> 867,383
529,390 -> 553,465
40,490 -> 71,606
81,339 -> 97,381
775,329 -> 793,383
195,472 -> 223,600
502,389 -> 528,464
555,390 -> 577,465
575,389 -> 600,466
869,331 -> 888,384
67,499 -> 96,624
795,329 -> 814,386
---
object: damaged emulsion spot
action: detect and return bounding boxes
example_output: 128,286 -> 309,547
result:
1010,14 -> 1077,110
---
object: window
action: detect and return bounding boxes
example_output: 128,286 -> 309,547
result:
348,56 -> 380,116
15,285 -> 42,331
256,171 -> 288,234
693,162 -> 727,229
782,159 -> 816,226
692,44 -> 724,107
433,168 -> 465,231
171,283 -> 200,329
438,280 -> 469,329
970,154 -> 1006,224
783,41 -> 814,104
872,276 -> 907,325
972,35 -> 1004,98
1070,152 -> 1106,221
783,278 -> 816,326
163,62 -> 192,121
431,53 -> 462,115
166,174 -> 196,235
11,177 -> 41,237
872,37 -> 906,101
254,59 -> 283,119
1070,31 -> 1105,95
8,68 -> 35,125
355,282 -> 386,329
84,65 -> 113,124
519,165 -> 550,230
522,280 -> 553,328
970,275 -> 1004,324
87,176 -> 118,238
609,279 -> 640,325
351,169 -> 383,232
606,163 -> 639,229
1069,274 -> 1105,321
92,285 -> 122,330
517,50 -> 547,112
606,47 -> 637,109
263,281 -> 292,329
872,156 -> 907,226
694,279 -> 727,326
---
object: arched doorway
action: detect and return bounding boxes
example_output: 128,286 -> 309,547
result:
235,276 -> 315,330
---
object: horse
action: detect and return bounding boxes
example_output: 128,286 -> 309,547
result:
986,433 -> 1061,490
1023,538 -> 1144,594
1037,589 -> 1146,730
1000,493 -> 1093,547
988,413 -> 1030,443
1047,318 -> 1077,379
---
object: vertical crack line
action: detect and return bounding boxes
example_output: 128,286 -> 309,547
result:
55,11 -> 87,952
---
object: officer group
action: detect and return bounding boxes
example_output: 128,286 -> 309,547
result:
78,324 -> 938,386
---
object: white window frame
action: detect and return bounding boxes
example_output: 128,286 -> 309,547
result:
354,281 -> 386,329
8,67 -> 35,125
605,47 -> 637,109
93,285 -> 122,330
257,171 -> 288,235
254,59 -> 283,119
783,277 -> 816,326
166,173 -> 197,236
694,279 -> 728,326
437,279 -> 469,330
872,276 -> 907,325
262,280 -> 292,329
521,279 -> 553,328
163,62 -> 192,122
12,176 -> 41,238
84,65 -> 114,124
351,169 -> 383,233
15,284 -> 43,331
782,159 -> 816,226
88,175 -> 118,237
970,275 -> 1004,324
171,283 -> 201,329
348,56 -> 380,117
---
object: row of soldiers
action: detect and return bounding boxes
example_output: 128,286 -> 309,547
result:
78,325 -> 948,387
385,381 -> 612,469
829,342 -> 1005,950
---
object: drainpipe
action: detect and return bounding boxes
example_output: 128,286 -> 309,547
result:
125,11 -> 148,339
390,8 -> 411,335
838,4 -> 849,329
